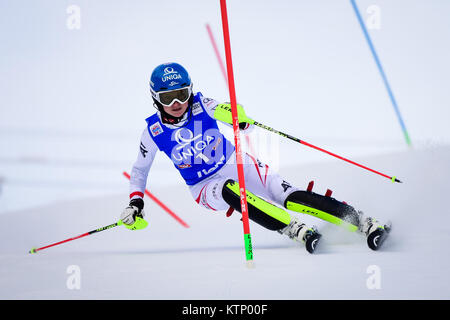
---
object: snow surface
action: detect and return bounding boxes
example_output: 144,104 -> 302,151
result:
1,146 -> 450,299
1,0 -> 450,300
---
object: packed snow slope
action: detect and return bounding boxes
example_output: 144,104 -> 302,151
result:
0,145 -> 449,300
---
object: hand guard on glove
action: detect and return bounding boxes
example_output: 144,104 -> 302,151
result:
121,198 -> 145,226
213,103 -> 254,131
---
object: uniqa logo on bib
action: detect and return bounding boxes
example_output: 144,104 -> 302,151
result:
170,124 -> 223,165
162,67 -> 182,82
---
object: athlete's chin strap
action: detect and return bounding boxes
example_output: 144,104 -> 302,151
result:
160,109 -> 188,125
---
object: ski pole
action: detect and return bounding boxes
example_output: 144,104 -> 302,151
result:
252,120 -> 402,183
214,104 -> 402,183
29,221 -> 122,254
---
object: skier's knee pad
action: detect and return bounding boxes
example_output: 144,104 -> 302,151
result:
284,190 -> 360,226
222,179 -> 291,231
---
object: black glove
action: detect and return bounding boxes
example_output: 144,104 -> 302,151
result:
120,198 -> 145,225
239,122 -> 250,130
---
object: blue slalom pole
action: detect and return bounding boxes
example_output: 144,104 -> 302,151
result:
350,0 -> 412,146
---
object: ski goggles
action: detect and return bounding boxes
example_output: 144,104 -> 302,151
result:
152,85 -> 192,107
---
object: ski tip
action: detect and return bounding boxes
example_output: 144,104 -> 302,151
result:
29,247 -> 38,254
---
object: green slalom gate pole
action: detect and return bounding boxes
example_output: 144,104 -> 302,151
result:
219,0 -> 254,267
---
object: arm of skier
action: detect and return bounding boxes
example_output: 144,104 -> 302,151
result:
121,128 -> 158,227
202,96 -> 254,132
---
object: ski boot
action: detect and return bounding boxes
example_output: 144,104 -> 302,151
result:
358,213 -> 392,251
279,217 -> 322,254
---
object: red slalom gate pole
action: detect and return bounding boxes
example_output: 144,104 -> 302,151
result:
123,172 -> 190,228
219,0 -> 254,266
206,23 -> 228,85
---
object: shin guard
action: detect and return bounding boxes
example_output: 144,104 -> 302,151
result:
222,180 -> 291,231
284,190 -> 360,231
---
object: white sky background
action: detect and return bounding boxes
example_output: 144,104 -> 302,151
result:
0,0 -> 449,212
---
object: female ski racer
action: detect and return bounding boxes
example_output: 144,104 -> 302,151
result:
120,62 -> 390,253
